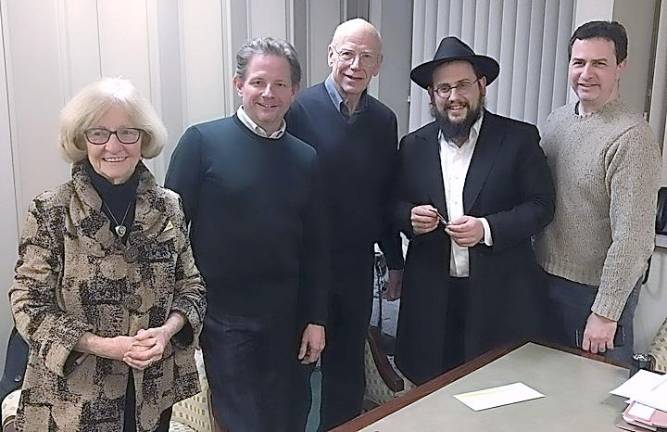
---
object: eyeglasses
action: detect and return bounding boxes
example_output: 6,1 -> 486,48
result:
432,78 -> 480,98
84,127 -> 143,145
331,46 -> 378,68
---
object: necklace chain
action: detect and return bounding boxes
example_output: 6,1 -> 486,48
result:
102,201 -> 132,237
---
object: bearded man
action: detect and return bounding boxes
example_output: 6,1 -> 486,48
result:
393,36 -> 556,385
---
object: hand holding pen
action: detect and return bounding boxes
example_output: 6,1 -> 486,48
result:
410,204 -> 448,235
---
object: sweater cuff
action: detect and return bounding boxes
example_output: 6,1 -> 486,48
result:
44,318 -> 93,378
170,298 -> 203,348
591,292 -> 626,322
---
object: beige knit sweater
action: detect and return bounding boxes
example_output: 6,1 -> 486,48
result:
535,100 -> 661,321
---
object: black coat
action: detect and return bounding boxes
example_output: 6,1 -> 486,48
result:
394,112 -> 555,385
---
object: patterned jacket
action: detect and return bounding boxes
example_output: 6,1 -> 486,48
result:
9,162 -> 206,432
650,318 -> 667,373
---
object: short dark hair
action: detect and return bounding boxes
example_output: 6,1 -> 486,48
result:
568,21 -> 628,63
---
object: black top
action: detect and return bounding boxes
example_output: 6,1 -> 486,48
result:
84,161 -> 139,242
285,83 -> 404,270
165,115 -> 328,323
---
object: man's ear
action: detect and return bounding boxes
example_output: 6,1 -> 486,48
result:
233,76 -> 243,96
617,59 -> 627,73
478,76 -> 487,97
371,53 -> 383,77
327,45 -> 335,68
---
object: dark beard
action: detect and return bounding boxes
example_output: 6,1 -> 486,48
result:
432,98 -> 484,142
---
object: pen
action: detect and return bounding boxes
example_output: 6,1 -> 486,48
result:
434,208 -> 449,226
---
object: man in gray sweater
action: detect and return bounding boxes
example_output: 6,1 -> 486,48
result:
535,21 -> 661,365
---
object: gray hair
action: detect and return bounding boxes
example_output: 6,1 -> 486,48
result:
235,37 -> 301,86
59,77 -> 167,162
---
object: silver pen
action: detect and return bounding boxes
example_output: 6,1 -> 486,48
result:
434,208 -> 449,226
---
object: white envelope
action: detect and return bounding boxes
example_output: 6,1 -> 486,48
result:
453,382 -> 545,411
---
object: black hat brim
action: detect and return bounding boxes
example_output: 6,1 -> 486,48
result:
410,55 -> 500,89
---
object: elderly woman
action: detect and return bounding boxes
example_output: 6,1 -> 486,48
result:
8,78 -> 206,432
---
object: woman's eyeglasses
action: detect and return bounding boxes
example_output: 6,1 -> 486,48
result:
84,127 -> 143,145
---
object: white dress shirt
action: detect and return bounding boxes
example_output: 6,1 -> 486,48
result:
236,106 -> 286,139
439,113 -> 493,277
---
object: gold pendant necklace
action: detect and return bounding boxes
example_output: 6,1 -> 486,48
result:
102,201 -> 132,237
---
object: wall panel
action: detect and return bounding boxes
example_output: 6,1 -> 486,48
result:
98,0 -> 151,97
3,0 -> 70,220
178,0 -> 226,126
0,0 -> 18,373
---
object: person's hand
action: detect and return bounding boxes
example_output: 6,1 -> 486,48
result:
298,324 -> 325,364
445,215 -> 484,247
123,327 -> 171,370
384,269 -> 403,301
582,312 -> 617,354
411,205 -> 439,235
97,335 -> 137,361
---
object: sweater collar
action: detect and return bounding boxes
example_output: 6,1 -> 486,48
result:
236,105 -> 286,139
573,98 -> 626,118
324,75 -> 369,116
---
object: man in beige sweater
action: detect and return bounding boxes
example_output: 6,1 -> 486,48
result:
535,21 -> 661,365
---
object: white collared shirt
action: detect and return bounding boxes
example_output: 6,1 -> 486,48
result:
236,106 -> 286,139
439,113 -> 493,277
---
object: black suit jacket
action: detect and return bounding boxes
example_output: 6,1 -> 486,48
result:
394,111 -> 555,384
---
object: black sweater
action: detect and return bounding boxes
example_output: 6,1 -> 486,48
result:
285,83 -> 404,270
165,115 -> 327,323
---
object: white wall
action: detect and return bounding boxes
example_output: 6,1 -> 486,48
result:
0,3 -> 18,375
370,0 -> 413,138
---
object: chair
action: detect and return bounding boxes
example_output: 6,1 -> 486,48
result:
169,349 -> 215,432
363,326 -> 414,410
0,328 -> 28,432
1,390 -> 19,432
648,318 -> 667,373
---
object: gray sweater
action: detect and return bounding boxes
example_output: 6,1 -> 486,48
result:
535,100 -> 661,321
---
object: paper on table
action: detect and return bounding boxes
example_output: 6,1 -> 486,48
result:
453,382 -> 545,411
627,402 -> 656,421
636,378 -> 667,412
611,370 -> 667,401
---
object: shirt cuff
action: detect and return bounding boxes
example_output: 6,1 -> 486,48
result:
480,217 -> 493,246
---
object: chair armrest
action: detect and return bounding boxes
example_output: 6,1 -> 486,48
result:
367,326 -> 404,393
2,389 -> 20,432
648,318 -> 667,373
649,353 -> 666,374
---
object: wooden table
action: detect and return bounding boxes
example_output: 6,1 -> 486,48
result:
334,342 -> 630,432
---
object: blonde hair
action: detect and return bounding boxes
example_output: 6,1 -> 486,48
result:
59,77 -> 167,162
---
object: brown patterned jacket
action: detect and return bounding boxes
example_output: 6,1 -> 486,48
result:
9,162 -> 206,432
650,318 -> 667,373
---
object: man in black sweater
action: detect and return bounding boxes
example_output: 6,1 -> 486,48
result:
165,37 -> 327,432
286,18 -> 404,430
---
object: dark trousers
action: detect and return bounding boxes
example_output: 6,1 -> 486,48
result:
123,371 -> 172,432
441,277 -> 470,372
303,248 -> 375,431
201,312 -> 298,432
288,361 -> 315,432
544,273 -> 641,366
